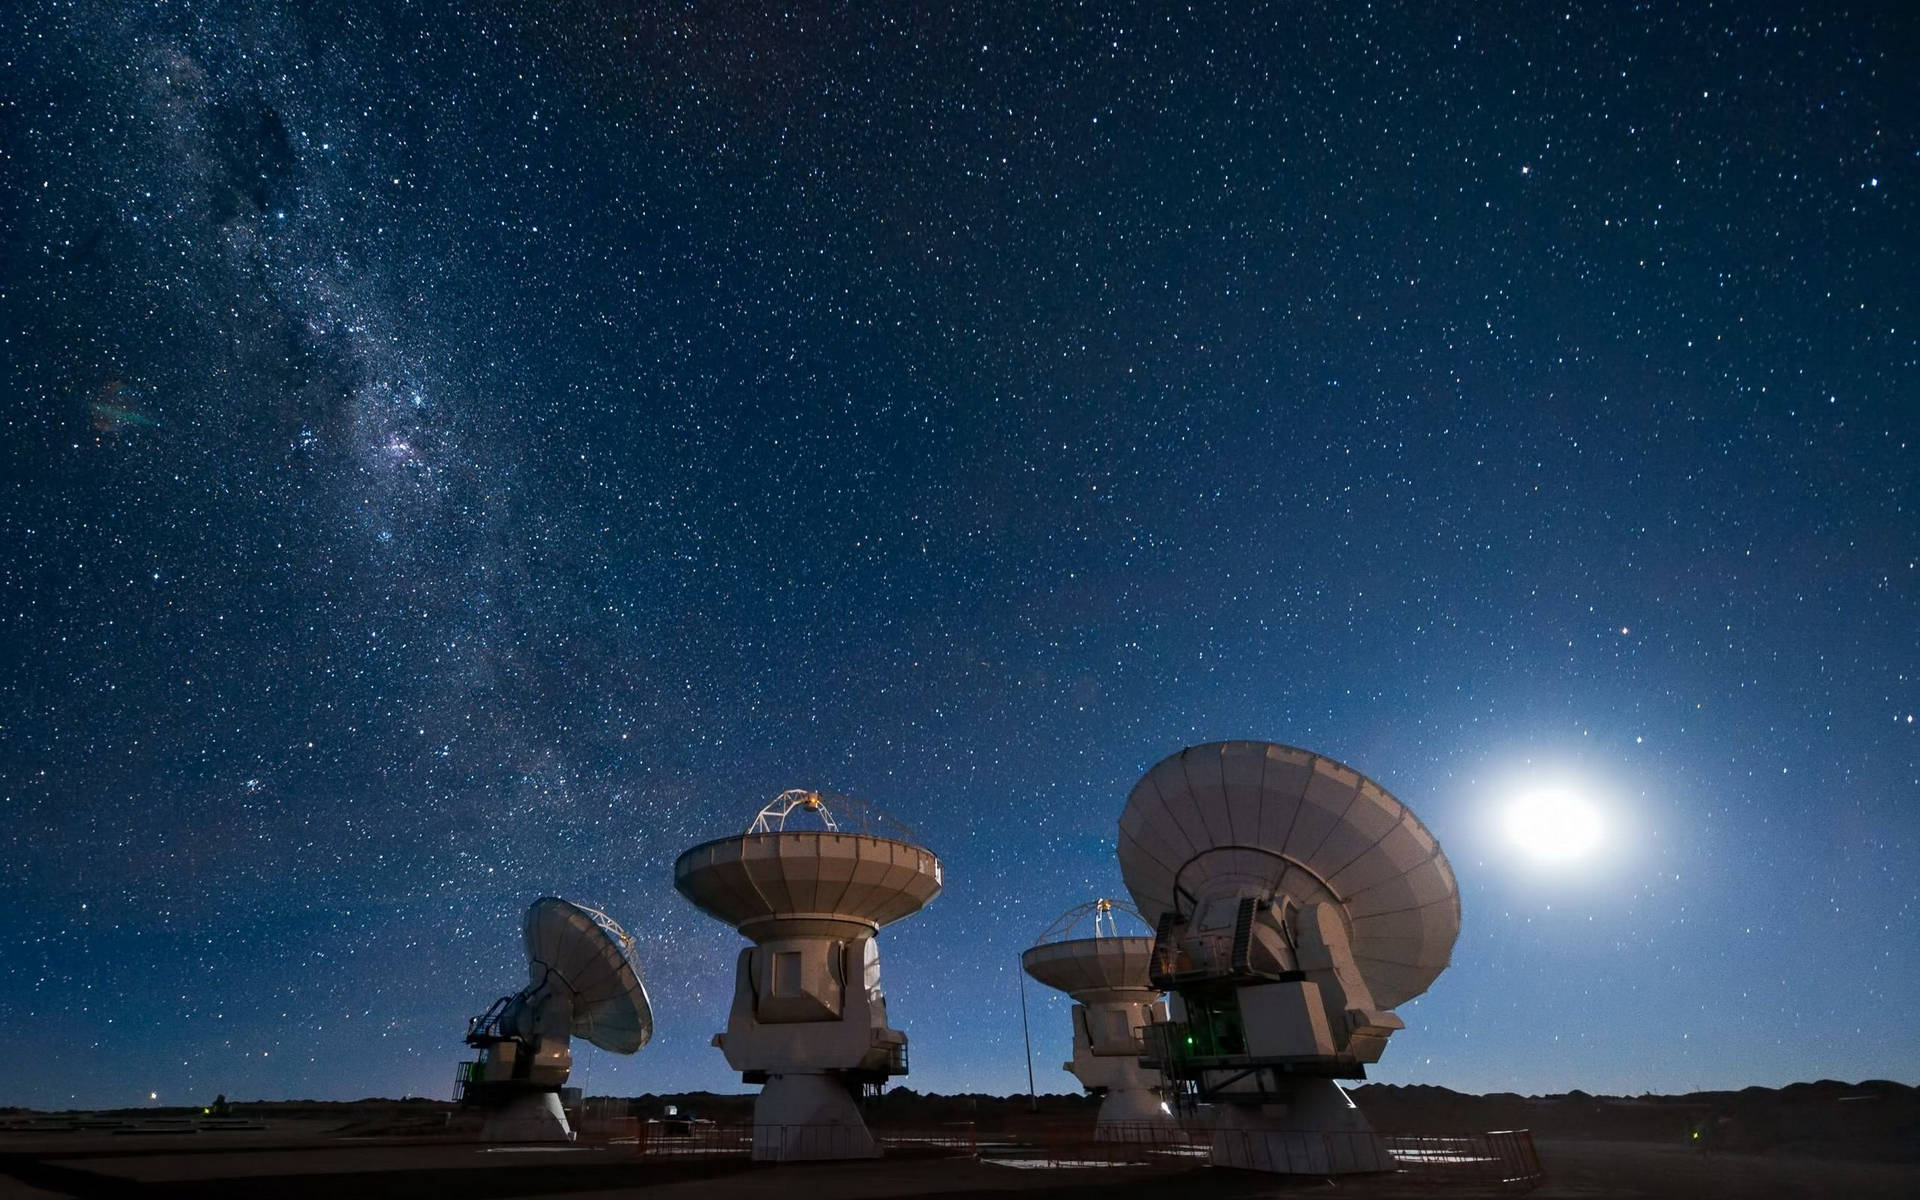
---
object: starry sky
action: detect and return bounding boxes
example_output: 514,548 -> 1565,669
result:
2,2 -> 1914,1111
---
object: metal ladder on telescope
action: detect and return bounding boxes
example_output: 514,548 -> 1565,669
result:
1230,897 -> 1258,975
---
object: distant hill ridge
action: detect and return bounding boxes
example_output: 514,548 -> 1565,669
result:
1349,1079 -> 1918,1162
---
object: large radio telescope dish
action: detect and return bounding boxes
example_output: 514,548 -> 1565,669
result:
1118,741 -> 1459,1009
523,897 -> 654,1053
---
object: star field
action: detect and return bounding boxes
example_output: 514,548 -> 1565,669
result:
1,2 -> 1914,1109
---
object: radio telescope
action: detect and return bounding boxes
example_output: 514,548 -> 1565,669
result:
675,790 -> 942,1160
1120,742 -> 1459,1174
1021,899 -> 1174,1139
458,897 -> 653,1142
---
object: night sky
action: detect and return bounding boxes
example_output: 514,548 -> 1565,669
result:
2,2 -> 1914,1112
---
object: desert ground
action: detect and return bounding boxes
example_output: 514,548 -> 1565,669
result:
2,1083 -> 1914,1199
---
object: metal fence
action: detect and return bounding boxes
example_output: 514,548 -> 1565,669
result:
875,1124 -> 980,1158
607,1115 -> 1539,1189
1380,1129 -> 1544,1188
620,1120 -> 976,1163
984,1121 -> 1208,1168
1205,1127 -> 1542,1188
1211,1126 -> 1389,1174
983,1122 -> 1540,1189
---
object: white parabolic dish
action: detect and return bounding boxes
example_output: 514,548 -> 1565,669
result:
1021,937 -> 1157,997
1118,741 -> 1460,1009
674,832 -> 943,938
523,897 -> 654,1054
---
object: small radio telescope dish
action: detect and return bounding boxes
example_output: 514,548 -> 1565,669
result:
1120,741 -> 1459,1175
1022,898 -> 1157,998
1021,899 -> 1174,1138
523,898 -> 654,1053
458,897 -> 653,1142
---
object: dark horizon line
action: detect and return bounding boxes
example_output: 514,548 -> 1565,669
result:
11,1076 -> 1914,1116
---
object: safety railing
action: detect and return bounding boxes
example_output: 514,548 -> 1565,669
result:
450,1060 -> 481,1105
876,1031 -> 909,1074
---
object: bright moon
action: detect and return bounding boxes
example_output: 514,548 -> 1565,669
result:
1504,789 -> 1604,862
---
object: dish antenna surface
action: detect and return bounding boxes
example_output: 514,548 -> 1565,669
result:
1021,899 -> 1174,1139
675,791 -> 941,1160
1120,741 -> 1459,1175
458,897 -> 653,1141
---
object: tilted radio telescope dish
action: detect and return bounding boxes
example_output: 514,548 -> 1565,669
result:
458,897 -> 654,1142
1020,899 -> 1174,1138
675,790 -> 941,1161
522,898 -> 654,1052
1120,741 -> 1460,1175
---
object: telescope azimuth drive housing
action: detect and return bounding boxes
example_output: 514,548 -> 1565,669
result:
675,790 -> 942,1161
1021,899 -> 1175,1138
459,896 -> 654,1142
1121,741 -> 1460,1175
